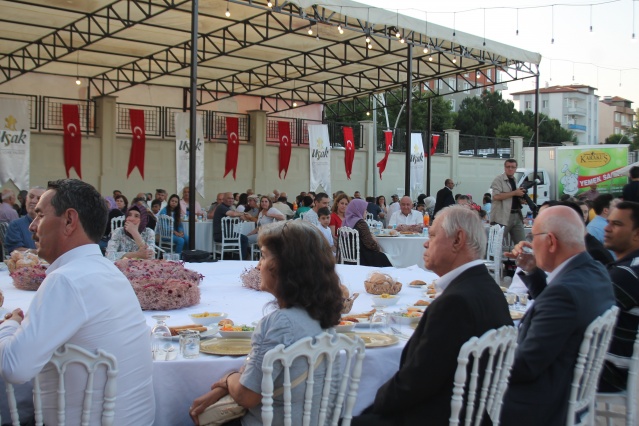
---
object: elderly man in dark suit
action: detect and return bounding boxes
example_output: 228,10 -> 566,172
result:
501,205 -> 615,426
433,178 -> 455,218
352,205 -> 513,426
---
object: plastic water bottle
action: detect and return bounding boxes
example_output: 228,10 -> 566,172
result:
422,227 -> 429,238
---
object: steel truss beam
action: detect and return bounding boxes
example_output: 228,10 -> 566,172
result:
0,0 -> 191,83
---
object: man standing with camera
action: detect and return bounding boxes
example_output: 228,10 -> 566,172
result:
491,158 -> 526,244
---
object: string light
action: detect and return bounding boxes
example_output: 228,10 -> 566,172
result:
423,45 -> 429,54
75,77 -> 81,86
516,9 -> 519,36
225,1 -> 230,17
589,5 -> 593,33
267,1 -> 272,7
551,5 -> 555,44
308,25 -> 313,35
338,24 -> 344,34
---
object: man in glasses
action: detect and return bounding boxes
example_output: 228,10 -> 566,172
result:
491,159 -> 526,244
500,205 -> 615,426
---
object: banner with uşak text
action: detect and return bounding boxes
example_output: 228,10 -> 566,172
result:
307,124 -> 331,196
410,133 -> 425,191
175,112 -> 204,197
0,97 -> 30,189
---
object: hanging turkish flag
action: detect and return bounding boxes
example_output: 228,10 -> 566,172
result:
430,134 -> 440,156
278,121 -> 292,179
127,109 -> 146,178
62,104 -> 82,179
224,117 -> 239,179
376,130 -> 393,179
343,126 -> 355,179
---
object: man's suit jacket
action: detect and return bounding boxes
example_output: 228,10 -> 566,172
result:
370,264 -> 513,425
501,252 -> 615,426
433,186 -> 454,217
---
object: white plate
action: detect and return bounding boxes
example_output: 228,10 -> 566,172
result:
171,326 -> 218,341
335,321 -> 356,333
390,313 -> 422,325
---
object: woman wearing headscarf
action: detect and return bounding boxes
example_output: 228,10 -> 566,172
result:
342,199 -> 392,267
105,204 -> 155,260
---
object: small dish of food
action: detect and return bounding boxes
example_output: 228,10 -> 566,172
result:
189,312 -> 228,326
218,324 -> 255,339
371,294 -> 399,307
335,320 -> 356,333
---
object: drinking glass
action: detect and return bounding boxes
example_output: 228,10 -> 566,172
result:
179,330 -> 200,359
371,305 -> 389,334
151,315 -> 172,360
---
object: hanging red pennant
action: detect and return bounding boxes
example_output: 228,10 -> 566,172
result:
127,109 -> 146,178
376,130 -> 393,179
278,121 -> 292,179
224,117 -> 239,179
343,126 -> 355,179
62,104 -> 82,179
430,134 -> 440,156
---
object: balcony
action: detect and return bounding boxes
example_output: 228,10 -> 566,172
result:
565,106 -> 587,116
568,123 -> 587,132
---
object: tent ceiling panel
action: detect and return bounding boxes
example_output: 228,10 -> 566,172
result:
0,0 -> 540,113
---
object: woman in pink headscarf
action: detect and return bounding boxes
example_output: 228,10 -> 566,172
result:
342,199 -> 392,267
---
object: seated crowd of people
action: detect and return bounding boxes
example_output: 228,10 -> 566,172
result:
0,178 -> 637,425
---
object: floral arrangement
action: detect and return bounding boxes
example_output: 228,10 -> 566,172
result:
114,259 -> 203,310
6,250 -> 48,291
240,266 -> 262,291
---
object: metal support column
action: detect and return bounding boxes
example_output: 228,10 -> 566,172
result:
404,45 -> 413,197
187,0 -> 198,249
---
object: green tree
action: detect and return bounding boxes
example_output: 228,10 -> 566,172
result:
519,111 -> 576,145
454,90 -> 519,137
495,122 -> 533,140
605,134 -> 626,144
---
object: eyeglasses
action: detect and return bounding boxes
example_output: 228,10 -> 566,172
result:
525,232 -> 548,243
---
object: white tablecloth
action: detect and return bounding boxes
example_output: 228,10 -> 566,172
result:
0,261 -> 437,425
183,221 -> 255,252
376,235 -> 429,269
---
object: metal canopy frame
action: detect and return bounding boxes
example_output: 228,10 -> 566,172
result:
0,0 -> 540,114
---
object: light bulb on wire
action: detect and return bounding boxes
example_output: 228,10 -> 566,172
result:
75,77 -> 81,86
225,6 -> 230,17
338,25 -> 344,34
308,27 -> 313,35
267,1 -> 272,7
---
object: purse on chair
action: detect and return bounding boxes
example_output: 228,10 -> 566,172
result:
198,355 -> 325,426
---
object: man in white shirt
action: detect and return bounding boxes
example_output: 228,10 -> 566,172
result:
388,196 -> 423,232
155,188 -> 168,210
0,179 -> 155,425
303,192 -> 330,226
180,186 -> 204,218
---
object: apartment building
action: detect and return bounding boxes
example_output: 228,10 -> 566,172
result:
599,96 -> 635,142
511,85 -> 599,145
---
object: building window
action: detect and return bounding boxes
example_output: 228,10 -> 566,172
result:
463,82 -> 470,93
448,78 -> 456,90
614,112 -> 621,122
487,69 -> 492,79
525,101 -> 532,110
542,100 -> 548,108
614,127 -> 621,134
450,99 -> 456,111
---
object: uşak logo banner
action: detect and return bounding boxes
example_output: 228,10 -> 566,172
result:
0,98 -> 30,189
175,112 -> 204,197
308,124 -> 331,195
410,133 -> 425,191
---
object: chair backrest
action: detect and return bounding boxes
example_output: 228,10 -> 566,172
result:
365,212 -> 373,221
567,305 -> 619,426
0,221 -> 10,259
156,214 -> 175,254
489,225 -> 505,284
33,344 -> 118,426
261,332 -> 366,426
338,227 -> 360,265
449,325 -> 518,426
485,225 -> 499,262
221,217 -> 242,242
1,382 -> 21,426
110,216 -> 125,235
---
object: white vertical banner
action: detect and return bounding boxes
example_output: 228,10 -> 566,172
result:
307,124 -> 331,195
0,98 -> 30,189
175,112 -> 204,197
410,133 -> 425,192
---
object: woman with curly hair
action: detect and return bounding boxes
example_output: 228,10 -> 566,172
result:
189,220 -> 344,426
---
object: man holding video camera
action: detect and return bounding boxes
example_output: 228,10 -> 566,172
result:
491,158 -> 526,244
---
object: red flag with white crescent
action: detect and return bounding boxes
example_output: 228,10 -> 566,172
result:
278,121 -> 292,179
343,126 -> 355,179
127,109 -> 146,178
224,117 -> 239,179
376,130 -> 393,179
430,134 -> 440,156
62,104 -> 82,179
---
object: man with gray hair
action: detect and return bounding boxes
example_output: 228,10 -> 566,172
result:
3,187 -> 45,253
353,206 -> 512,425
501,206 -> 615,426
0,189 -> 19,223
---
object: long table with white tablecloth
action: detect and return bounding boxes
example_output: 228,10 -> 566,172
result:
182,221 -> 255,252
376,234 -> 429,269
0,260 -> 437,425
